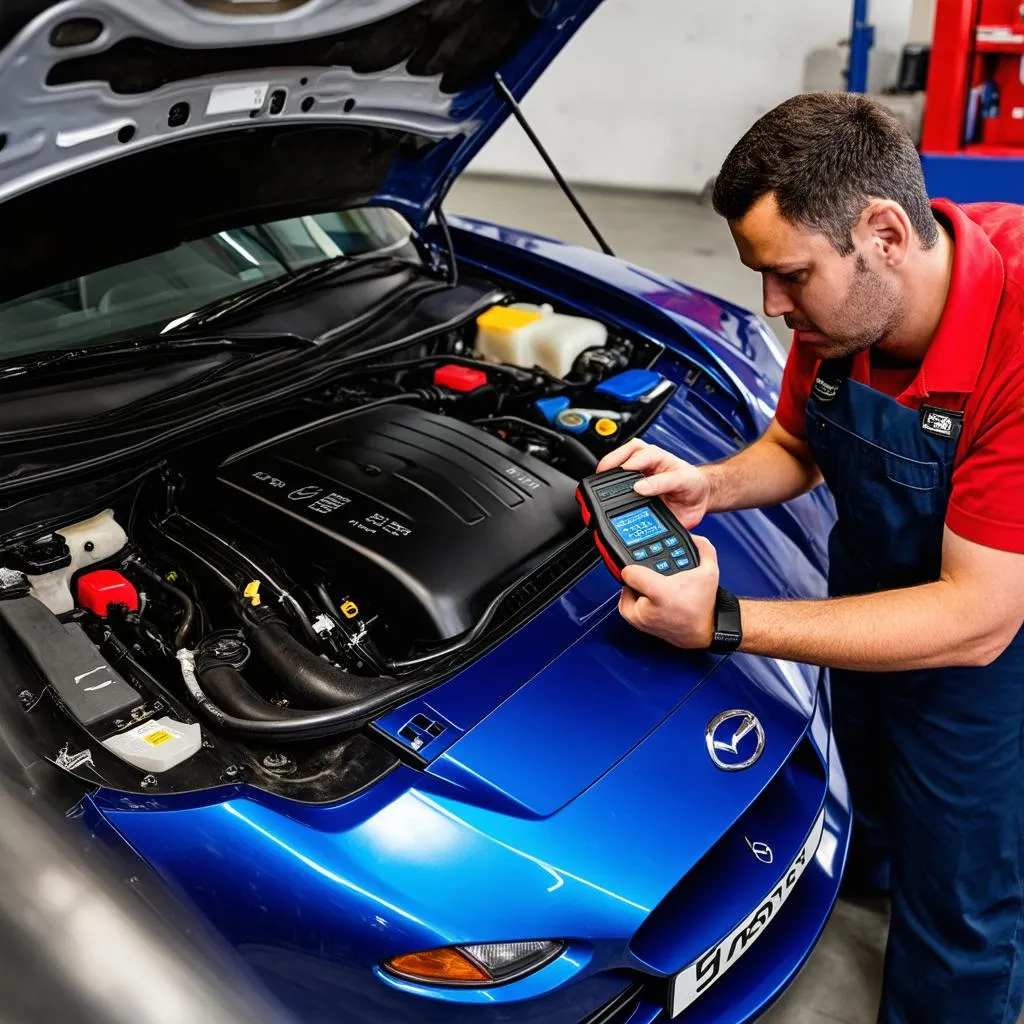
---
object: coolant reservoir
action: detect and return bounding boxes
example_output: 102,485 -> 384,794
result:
474,304 -> 607,378
27,509 -> 128,614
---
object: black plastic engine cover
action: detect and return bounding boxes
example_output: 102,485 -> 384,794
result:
216,405 -> 580,641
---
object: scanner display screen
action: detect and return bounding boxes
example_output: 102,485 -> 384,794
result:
610,506 -> 668,546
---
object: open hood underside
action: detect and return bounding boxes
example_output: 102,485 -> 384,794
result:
0,0 -> 601,295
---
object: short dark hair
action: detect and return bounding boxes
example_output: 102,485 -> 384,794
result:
712,92 -> 938,254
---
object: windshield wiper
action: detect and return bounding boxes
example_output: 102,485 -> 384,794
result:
168,254 -> 413,333
0,332 -> 311,383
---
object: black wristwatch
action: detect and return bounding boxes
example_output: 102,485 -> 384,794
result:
708,587 -> 742,654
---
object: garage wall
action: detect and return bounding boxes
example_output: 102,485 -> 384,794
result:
469,0 -> 919,193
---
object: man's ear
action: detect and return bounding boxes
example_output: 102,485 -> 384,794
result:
856,200 -> 912,267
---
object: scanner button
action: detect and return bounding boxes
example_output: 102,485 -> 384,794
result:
632,548 -> 649,560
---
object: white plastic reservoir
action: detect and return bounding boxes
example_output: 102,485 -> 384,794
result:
474,303 -> 607,378
29,509 -> 128,614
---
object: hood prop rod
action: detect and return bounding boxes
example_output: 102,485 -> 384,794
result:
434,207 -> 459,288
492,72 -> 616,258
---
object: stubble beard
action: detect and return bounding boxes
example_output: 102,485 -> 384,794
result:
794,256 -> 903,361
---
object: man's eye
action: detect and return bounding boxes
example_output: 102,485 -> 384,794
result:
782,271 -> 807,284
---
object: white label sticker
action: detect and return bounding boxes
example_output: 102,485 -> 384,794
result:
206,82 -> 269,116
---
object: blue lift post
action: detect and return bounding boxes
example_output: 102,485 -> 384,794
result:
846,0 -> 875,93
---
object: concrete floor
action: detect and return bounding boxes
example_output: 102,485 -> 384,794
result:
448,175 -> 888,1023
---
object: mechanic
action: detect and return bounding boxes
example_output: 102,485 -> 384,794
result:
600,92 -> 1024,1024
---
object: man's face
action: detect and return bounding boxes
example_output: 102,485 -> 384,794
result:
729,193 -> 902,360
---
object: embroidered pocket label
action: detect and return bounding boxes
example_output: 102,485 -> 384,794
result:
920,406 -> 963,441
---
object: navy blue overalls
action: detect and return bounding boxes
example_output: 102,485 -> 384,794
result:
805,356 -> 1024,1023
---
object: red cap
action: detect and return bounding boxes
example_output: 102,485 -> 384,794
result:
433,364 -> 488,392
77,569 -> 139,617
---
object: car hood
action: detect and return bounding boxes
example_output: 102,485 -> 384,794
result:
0,0 -> 600,296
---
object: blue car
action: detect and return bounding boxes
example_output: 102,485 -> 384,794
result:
0,1 -> 849,1022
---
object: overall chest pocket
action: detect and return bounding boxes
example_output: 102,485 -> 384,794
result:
810,412 -> 947,533
883,451 -> 941,491
832,441 -> 949,584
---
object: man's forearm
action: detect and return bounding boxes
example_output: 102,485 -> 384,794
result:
739,581 -> 1006,671
703,419 -> 822,515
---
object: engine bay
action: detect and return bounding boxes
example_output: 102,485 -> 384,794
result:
0,288 -> 676,801
214,403 -> 580,643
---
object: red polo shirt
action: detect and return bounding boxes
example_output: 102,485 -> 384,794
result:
775,198 -> 1024,553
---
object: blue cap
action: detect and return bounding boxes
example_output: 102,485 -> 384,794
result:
534,396 -> 571,423
595,369 -> 664,402
554,408 -> 591,435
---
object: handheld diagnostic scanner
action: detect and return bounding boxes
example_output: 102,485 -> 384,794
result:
576,468 -> 700,583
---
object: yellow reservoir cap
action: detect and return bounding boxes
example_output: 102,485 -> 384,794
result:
476,305 -> 544,334
243,580 -> 262,607
595,417 -> 619,437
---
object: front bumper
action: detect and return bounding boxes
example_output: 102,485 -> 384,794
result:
95,671 -> 850,1024
617,755 -> 850,1024
374,675 -> 851,1024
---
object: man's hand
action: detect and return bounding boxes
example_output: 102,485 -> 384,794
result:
618,535 -> 721,648
597,439 -> 712,529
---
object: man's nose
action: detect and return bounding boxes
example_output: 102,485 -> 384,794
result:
762,277 -> 795,319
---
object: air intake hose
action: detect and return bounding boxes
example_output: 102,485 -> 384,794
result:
196,661 -> 306,722
194,632 -> 305,721
244,606 -> 389,709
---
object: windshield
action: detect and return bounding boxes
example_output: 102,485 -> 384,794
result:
0,207 -> 416,358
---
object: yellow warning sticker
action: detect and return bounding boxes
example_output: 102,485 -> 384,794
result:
144,729 -> 174,746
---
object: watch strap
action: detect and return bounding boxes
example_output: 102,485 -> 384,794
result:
709,586 -> 742,654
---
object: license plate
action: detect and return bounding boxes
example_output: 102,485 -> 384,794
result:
668,809 -> 826,1018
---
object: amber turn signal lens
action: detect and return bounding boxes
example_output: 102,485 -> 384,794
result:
385,947 -> 491,984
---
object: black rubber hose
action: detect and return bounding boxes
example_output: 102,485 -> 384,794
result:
245,607 -> 389,709
127,557 -> 195,648
196,661 -> 305,721
178,647 -> 433,741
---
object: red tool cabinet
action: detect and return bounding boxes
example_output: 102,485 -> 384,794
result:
920,0 -> 1024,201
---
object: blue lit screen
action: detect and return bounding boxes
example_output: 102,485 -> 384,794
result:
610,506 -> 668,546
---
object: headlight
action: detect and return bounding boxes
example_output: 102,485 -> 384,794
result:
383,940 -> 564,986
